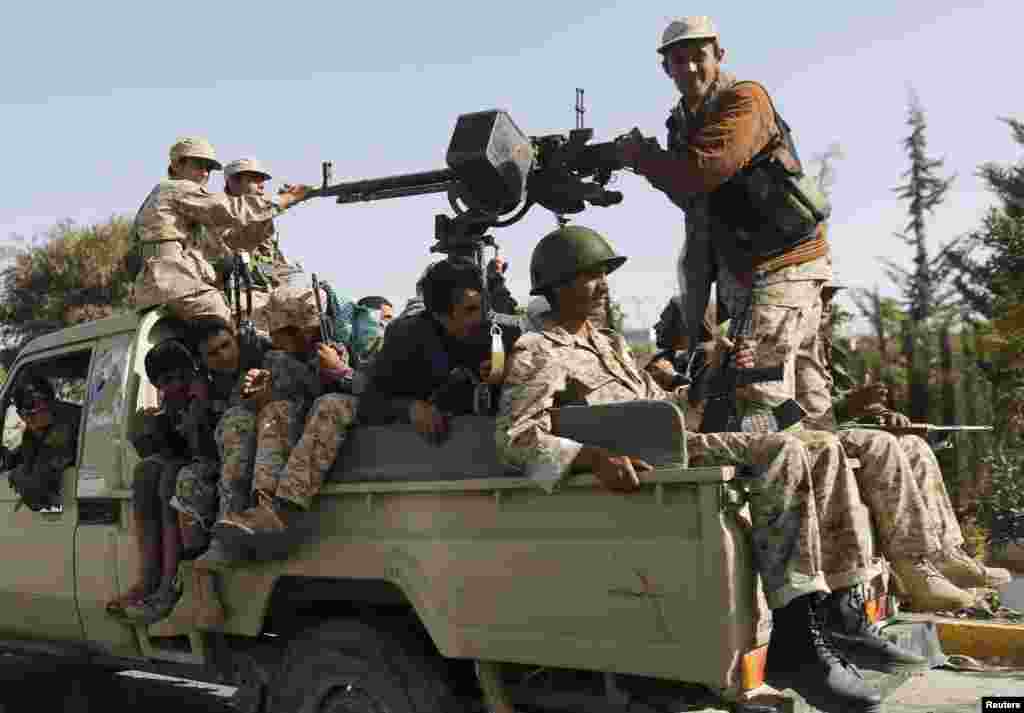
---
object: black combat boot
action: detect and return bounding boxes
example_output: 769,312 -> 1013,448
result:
764,593 -> 882,713
822,585 -> 928,673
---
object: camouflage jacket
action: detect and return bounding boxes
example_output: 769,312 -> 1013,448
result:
496,318 -> 686,492
7,402 -> 80,510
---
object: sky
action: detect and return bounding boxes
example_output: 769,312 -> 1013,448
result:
2,0 -> 1022,331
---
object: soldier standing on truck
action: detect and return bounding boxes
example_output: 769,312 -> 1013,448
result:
795,284 -> 1012,609
497,226 -> 927,713
2,377 -> 78,512
207,286 -> 359,551
131,137 -> 310,327
616,16 -> 833,431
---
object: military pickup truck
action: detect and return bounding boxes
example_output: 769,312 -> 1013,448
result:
0,309 -> 954,713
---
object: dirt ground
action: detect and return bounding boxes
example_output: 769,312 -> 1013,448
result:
0,654 -> 235,713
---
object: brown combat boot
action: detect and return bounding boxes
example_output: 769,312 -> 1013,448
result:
890,557 -> 976,612
190,567 -> 226,630
215,490 -> 288,536
934,548 -> 1011,589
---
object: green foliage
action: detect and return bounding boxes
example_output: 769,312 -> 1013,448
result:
0,216 -> 134,364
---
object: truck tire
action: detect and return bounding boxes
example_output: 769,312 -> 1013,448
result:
267,618 -> 463,713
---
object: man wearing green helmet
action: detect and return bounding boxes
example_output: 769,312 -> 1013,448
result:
497,225 -> 925,713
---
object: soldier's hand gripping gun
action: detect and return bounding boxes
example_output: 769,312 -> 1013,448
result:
690,278 -> 806,434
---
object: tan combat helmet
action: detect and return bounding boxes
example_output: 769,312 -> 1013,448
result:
169,136 -> 223,170
658,16 -> 719,54
224,158 -> 272,181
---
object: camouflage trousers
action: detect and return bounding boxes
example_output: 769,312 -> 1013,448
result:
169,458 -> 220,528
837,429 -> 963,559
717,270 -> 828,424
687,430 -> 877,608
274,394 -> 359,510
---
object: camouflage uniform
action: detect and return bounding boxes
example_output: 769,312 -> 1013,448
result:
662,71 -> 832,425
796,295 -> 966,560
496,319 -> 881,609
237,286 -> 356,508
6,402 -> 80,511
132,140 -> 286,326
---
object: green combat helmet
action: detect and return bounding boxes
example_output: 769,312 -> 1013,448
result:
529,225 -> 627,295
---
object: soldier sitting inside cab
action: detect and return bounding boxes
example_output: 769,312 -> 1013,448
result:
497,226 -> 925,713
2,377 -> 79,512
359,258 -> 519,444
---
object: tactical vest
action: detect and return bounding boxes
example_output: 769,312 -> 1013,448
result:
666,76 -> 831,264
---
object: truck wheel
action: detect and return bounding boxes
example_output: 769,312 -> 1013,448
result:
268,618 -> 463,713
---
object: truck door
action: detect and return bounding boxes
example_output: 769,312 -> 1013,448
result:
73,331 -> 143,656
0,347 -> 92,642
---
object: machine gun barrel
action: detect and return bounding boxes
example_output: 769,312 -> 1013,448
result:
305,168 -> 457,204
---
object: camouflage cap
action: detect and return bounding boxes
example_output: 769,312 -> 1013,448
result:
169,136 -> 223,170
659,16 -> 719,53
266,285 -> 326,333
224,158 -> 272,181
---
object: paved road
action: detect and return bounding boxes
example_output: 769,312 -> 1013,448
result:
0,654 -> 236,713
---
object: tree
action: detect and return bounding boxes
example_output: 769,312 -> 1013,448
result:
0,216 -> 135,365
850,286 -> 904,385
811,142 -> 845,199
886,90 -> 955,420
941,117 -> 1024,530
944,118 -> 1024,321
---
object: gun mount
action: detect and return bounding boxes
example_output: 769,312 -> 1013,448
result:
304,96 -> 632,268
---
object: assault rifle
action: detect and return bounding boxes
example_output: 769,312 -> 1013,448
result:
226,254 -> 264,374
311,273 -> 335,344
690,276 -> 806,433
852,423 -> 992,450
300,91 -> 648,313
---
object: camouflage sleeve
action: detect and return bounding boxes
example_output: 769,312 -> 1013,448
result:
173,188 -> 281,253
495,337 -> 583,493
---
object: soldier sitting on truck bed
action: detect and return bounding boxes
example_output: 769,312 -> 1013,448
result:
206,286 -> 359,555
359,258 -> 520,444
2,377 -> 79,512
108,339 -> 219,625
497,226 -> 927,713
797,284 -> 1011,609
651,291 -> 1011,613
130,137 -> 310,328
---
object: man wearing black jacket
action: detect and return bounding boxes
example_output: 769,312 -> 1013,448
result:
360,258 -> 520,444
